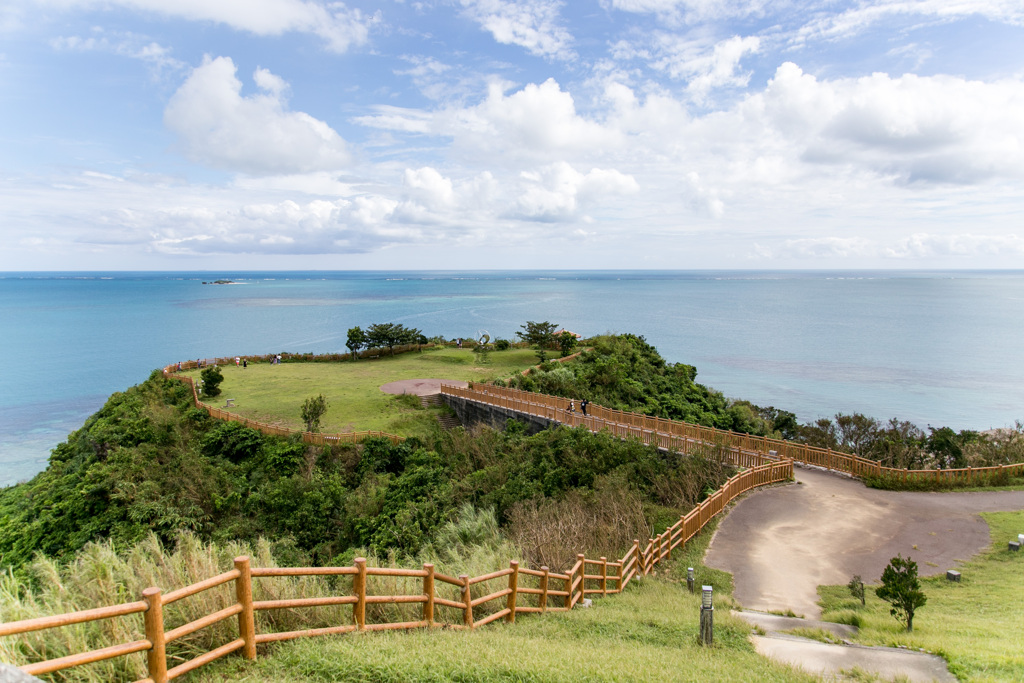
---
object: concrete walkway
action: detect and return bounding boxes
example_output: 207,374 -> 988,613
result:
706,465 -> 1024,681
734,611 -> 956,682
706,465 -> 1024,618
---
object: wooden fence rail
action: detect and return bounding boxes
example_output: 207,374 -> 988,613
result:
443,383 -> 1024,485
0,457 -> 789,679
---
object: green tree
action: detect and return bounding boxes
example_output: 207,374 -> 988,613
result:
300,394 -> 329,433
847,574 -> 865,606
927,426 -> 978,469
875,555 -> 926,631
346,326 -> 367,360
518,321 -> 557,348
518,321 -> 557,362
557,330 -> 578,358
200,366 -> 224,398
835,413 -> 880,457
367,322 -> 421,356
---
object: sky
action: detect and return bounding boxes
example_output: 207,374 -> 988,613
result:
1,0 -> 1022,270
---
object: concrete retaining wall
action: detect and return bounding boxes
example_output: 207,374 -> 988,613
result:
441,394 -> 558,435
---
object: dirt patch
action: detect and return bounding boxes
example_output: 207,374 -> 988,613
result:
379,378 -> 468,396
705,466 -> 1024,618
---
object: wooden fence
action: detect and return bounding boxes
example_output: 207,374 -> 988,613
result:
15,356 -> 1016,678
445,383 -> 1024,486
0,458 -> 791,679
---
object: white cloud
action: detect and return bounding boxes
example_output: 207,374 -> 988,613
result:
617,33 -> 761,99
39,0 -> 375,52
755,62 -> 1024,184
886,232 -> 1024,258
253,66 -> 289,96
606,0 -> 769,23
795,0 -> 1024,44
404,167 -> 455,208
513,162 -> 638,221
51,29 -> 184,73
164,56 -> 351,175
459,0 -> 575,60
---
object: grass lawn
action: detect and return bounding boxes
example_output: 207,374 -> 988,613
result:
190,521 -> 818,683
181,347 -> 541,438
819,510 -> 1024,682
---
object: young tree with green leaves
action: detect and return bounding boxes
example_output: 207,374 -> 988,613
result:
847,574 -> 865,606
300,394 -> 329,433
518,320 -> 558,348
346,326 -> 367,360
876,555 -> 926,631
557,330 -> 578,358
200,366 -> 224,398
518,320 -> 557,362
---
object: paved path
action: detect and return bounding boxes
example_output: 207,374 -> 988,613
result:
379,378 -> 467,396
707,465 -> 1024,681
706,465 -> 1024,618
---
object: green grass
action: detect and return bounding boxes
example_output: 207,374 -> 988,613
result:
190,521 -> 817,683
183,347 -> 540,437
819,511 -> 1024,682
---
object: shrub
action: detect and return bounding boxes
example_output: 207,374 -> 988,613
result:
199,366 -> 223,398
876,555 -> 926,632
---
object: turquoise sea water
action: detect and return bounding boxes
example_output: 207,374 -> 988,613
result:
2,270 -> 1023,487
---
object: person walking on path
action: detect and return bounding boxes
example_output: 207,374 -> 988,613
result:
581,399 -> 588,416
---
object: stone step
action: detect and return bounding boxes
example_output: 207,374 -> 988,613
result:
420,393 -> 443,408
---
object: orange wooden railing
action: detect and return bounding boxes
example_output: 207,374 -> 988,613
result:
0,460 -> 790,679
444,383 -> 1024,486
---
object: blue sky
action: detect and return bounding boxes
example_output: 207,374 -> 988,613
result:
1,0 -> 1022,270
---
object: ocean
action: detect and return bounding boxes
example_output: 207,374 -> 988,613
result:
2,270 -> 1022,487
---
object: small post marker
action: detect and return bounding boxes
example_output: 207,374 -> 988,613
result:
687,567 -> 695,594
699,585 -> 714,646
1010,541 -> 1021,552
946,570 -> 961,582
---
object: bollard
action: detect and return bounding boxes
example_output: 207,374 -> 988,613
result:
699,585 -> 713,646
686,567 -> 694,594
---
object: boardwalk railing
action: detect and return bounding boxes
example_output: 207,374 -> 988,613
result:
444,383 -> 1024,486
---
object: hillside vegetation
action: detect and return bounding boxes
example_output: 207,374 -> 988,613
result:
0,336 -> 739,574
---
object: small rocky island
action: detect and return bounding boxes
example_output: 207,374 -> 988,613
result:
201,279 -> 235,285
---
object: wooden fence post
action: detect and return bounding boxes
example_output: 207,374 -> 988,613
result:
507,561 -> 519,623
354,558 -> 367,630
423,563 -> 435,627
461,575 -> 473,628
600,557 -> 608,596
234,556 -> 256,660
577,554 -> 586,601
142,587 -> 167,683
539,567 -> 549,613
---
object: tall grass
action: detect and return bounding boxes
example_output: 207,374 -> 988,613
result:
0,509 -> 533,682
188,520 -> 818,683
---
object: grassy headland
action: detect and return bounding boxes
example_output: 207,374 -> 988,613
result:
184,346 -> 540,437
